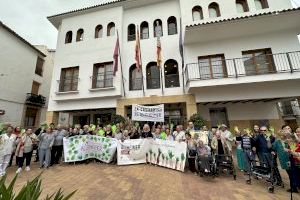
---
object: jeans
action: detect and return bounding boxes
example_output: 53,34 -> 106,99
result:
39,148 -> 51,167
18,151 -> 33,168
243,150 -> 255,173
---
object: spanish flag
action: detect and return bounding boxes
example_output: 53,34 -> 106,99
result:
135,26 -> 142,71
157,33 -> 162,68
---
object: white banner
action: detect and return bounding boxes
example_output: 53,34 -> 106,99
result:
117,139 -> 149,165
132,104 -> 164,122
63,135 -> 117,163
117,139 -> 187,172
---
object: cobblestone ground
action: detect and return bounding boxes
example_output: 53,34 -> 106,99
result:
4,161 -> 299,200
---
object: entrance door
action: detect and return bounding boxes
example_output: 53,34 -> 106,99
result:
73,115 -> 90,127
209,107 -> 229,127
24,107 -> 38,128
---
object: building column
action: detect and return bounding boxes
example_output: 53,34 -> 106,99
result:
186,95 -> 197,121
116,100 -> 127,117
46,111 -> 59,125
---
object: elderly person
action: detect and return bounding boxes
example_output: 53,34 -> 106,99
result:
15,129 -> 38,173
186,132 -> 197,173
165,128 -> 174,141
105,125 -> 113,138
173,125 -> 186,142
38,128 -> 55,169
220,124 -> 234,155
211,130 -> 226,155
153,128 -> 161,140
0,125 -> 16,176
51,124 -> 67,165
196,140 -> 212,173
141,124 -> 153,138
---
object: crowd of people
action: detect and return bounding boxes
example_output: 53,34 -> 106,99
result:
0,121 -> 300,193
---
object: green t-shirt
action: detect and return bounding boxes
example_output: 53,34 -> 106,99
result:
111,125 -> 117,134
97,129 -> 105,136
161,132 -> 167,140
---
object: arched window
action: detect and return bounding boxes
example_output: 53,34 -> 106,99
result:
153,19 -> 163,37
129,64 -> 142,90
146,62 -> 160,89
107,22 -> 115,36
128,24 -> 136,41
167,16 -> 177,35
236,0 -> 249,13
192,6 -> 204,21
255,0 -> 269,9
95,25 -> 103,38
140,21 -> 149,39
164,59 -> 180,88
65,31 -> 72,43
208,2 -> 221,18
76,29 -> 84,42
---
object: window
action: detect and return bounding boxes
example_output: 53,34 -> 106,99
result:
153,19 -> 163,37
107,22 -> 115,36
95,25 -> 103,38
35,57 -> 44,76
128,24 -> 136,41
208,2 -> 221,18
24,107 -> 38,127
65,31 -> 72,43
129,64 -> 142,90
236,0 -> 249,13
92,62 -> 113,88
167,16 -> 177,35
255,0 -> 269,9
59,67 -> 79,92
198,54 -> 227,79
192,6 -> 204,21
164,59 -> 180,88
242,48 -> 275,75
140,21 -> 149,39
146,62 -> 160,89
209,107 -> 229,127
76,29 -> 84,42
31,81 -> 40,95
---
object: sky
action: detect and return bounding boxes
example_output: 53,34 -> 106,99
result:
0,0 -> 300,49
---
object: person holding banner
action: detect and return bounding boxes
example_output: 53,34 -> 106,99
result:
153,128 -> 161,140
173,125 -> 186,142
105,125 -> 113,138
141,124 -> 153,138
165,128 -> 174,141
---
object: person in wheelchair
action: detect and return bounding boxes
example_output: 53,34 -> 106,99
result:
196,140 -> 212,173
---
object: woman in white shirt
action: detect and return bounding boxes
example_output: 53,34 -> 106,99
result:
0,126 -> 16,176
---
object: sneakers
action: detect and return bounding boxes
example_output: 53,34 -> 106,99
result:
25,166 -> 30,171
16,168 -> 22,174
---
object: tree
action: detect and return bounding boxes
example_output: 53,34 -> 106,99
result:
111,114 -> 126,124
189,113 -> 205,130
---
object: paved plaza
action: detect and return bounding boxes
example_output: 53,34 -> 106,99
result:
4,161 -> 298,200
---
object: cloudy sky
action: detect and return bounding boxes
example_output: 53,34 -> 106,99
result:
0,0 -> 300,49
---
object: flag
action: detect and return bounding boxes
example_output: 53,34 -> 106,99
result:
135,26 -> 142,71
156,32 -> 162,68
113,34 -> 119,76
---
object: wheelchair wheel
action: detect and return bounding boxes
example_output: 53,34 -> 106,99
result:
246,179 -> 251,185
268,186 -> 274,193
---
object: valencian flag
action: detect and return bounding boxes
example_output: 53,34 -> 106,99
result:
113,34 -> 120,76
135,26 -> 142,71
156,30 -> 162,68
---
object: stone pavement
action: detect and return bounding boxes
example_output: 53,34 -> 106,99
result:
4,161 -> 299,200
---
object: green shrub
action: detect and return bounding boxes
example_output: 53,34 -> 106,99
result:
189,113 -> 205,130
0,174 -> 76,200
111,114 -> 125,124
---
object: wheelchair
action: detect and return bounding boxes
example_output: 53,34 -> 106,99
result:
215,154 -> 237,180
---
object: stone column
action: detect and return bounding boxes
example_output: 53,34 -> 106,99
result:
46,111 -> 59,125
116,100 -> 127,117
186,95 -> 197,120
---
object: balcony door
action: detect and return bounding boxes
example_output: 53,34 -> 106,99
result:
242,48 -> 275,75
209,107 -> 229,127
31,81 -> 40,95
198,54 -> 227,79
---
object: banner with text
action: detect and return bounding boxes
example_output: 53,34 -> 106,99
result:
132,104 -> 164,122
63,135 -> 117,163
117,139 -> 187,172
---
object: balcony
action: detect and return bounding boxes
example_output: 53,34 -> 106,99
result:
25,93 -> 46,107
185,51 -> 300,89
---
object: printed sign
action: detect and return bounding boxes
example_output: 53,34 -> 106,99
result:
132,104 -> 164,122
63,135 -> 117,163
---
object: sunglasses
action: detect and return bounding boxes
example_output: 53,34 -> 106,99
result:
260,130 -> 267,131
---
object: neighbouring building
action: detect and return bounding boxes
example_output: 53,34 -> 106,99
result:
0,21 -> 55,129
47,0 -> 300,130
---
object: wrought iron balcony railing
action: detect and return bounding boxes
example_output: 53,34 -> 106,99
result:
185,51 -> 300,82
25,93 -> 46,107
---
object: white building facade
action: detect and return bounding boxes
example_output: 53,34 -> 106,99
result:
47,0 -> 300,130
0,22 -> 54,128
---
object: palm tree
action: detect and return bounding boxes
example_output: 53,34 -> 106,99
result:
157,148 -> 162,165
153,153 -> 157,164
168,150 -> 174,168
166,156 -> 169,167
149,149 -> 153,163
180,153 -> 186,171
161,154 -> 165,166
175,157 -> 179,170
146,152 -> 149,163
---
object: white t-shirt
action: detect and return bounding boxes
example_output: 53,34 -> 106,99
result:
2,133 -> 16,155
173,131 -> 186,142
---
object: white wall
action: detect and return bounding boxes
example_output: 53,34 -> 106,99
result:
198,101 -> 280,121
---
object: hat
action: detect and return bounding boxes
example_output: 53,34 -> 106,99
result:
221,124 -> 227,128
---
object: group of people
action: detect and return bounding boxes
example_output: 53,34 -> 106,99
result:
1,120 -> 300,193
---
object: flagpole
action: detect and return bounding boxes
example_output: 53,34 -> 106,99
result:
117,30 -> 126,98
138,26 -> 145,97
179,18 -> 186,94
156,21 -> 164,96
